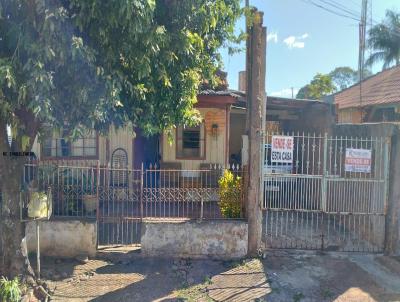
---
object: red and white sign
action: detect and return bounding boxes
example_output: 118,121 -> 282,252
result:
345,148 -> 372,173
271,136 -> 294,164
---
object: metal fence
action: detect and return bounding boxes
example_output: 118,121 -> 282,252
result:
263,132 -> 389,252
23,161 -> 245,245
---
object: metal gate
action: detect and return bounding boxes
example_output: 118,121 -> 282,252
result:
24,161 -> 241,247
97,167 -> 142,246
98,164 -> 236,246
262,132 -> 390,252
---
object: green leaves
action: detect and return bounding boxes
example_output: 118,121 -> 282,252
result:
0,59 -> 15,89
297,73 -> 336,99
1,0 -> 242,143
367,10 -> 400,69
0,276 -> 21,302
218,170 -> 242,219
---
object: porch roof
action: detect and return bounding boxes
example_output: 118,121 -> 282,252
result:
233,95 -> 328,109
232,95 -> 332,121
197,89 -> 245,108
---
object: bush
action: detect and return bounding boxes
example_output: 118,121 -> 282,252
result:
218,170 -> 242,218
0,276 -> 21,302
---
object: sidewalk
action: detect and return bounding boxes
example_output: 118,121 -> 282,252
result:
32,249 -> 400,301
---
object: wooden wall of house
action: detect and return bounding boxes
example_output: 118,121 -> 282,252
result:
98,136 -> 107,165
229,112 -> 246,159
31,125 -> 134,168
31,137 -> 40,159
338,108 -> 363,124
161,107 -> 228,170
107,125 -> 134,169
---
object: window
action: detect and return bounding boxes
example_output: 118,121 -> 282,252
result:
42,129 -> 97,158
176,124 -> 205,159
111,148 -> 128,187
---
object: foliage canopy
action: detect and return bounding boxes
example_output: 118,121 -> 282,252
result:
0,0 -> 242,145
296,73 -> 336,99
367,10 -> 400,70
297,66 -> 373,99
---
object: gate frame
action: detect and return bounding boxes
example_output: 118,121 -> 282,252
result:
262,132 -> 391,253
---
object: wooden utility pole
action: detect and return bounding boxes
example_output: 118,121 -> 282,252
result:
246,9 -> 266,256
358,0 -> 368,122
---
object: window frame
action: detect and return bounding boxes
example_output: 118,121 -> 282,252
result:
175,123 -> 206,160
41,131 -> 99,160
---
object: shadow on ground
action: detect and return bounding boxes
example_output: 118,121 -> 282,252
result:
262,250 -> 400,302
35,248 -> 400,302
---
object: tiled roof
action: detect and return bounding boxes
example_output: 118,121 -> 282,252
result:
334,65 -> 400,109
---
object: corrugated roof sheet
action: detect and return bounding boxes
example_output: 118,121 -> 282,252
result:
199,89 -> 245,98
334,65 -> 400,109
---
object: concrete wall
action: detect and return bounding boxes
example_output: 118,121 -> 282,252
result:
141,219 -> 248,259
26,220 -> 97,258
334,123 -> 400,255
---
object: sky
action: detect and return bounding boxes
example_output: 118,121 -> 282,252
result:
221,0 -> 400,98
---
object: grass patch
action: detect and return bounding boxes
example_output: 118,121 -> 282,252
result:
175,284 -> 213,302
321,288 -> 334,299
293,292 -> 305,302
174,275 -> 216,302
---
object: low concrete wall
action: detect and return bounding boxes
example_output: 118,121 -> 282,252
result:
141,219 -> 248,259
26,220 -> 97,258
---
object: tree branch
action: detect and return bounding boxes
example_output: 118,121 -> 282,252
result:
13,108 -> 40,151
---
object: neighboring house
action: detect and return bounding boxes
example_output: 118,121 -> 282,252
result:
334,65 -> 400,123
232,71 -> 334,164
229,95 -> 334,161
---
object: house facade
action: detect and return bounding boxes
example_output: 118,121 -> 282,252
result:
159,92 -> 238,170
334,65 -> 400,124
31,90 -> 241,171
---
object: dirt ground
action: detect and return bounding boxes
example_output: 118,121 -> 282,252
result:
28,248 -> 400,302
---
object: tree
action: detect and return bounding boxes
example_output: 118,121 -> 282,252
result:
329,67 -> 373,91
296,85 -> 311,99
0,0 -> 241,278
296,73 -> 336,99
366,10 -> 400,70
329,67 -> 357,91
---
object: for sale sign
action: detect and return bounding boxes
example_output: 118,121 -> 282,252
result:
345,148 -> 372,173
271,136 -> 294,164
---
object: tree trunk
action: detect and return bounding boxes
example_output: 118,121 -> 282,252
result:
0,125 -> 35,279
